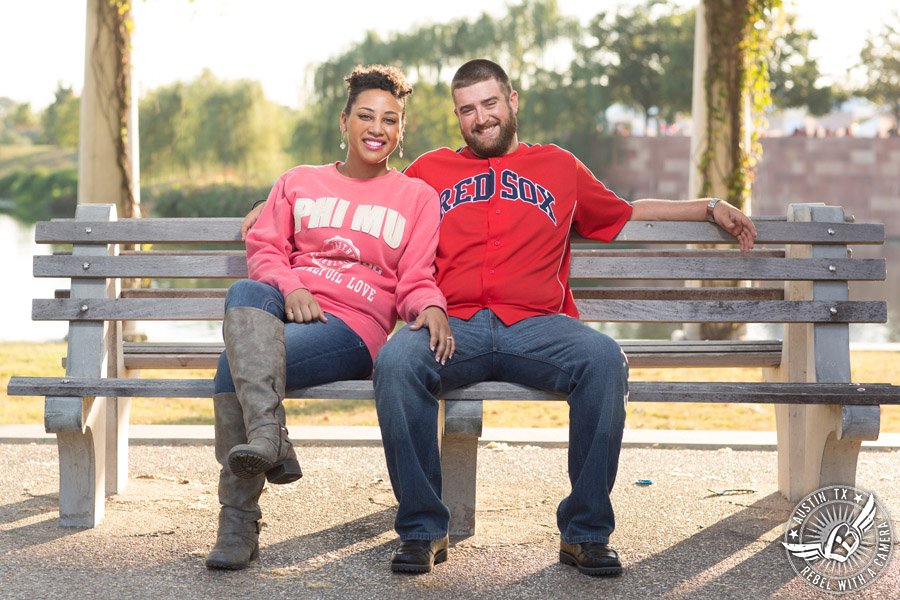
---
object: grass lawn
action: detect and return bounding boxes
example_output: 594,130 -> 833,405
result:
2,341 -> 899,431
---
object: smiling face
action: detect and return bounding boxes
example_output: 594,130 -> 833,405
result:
340,88 -> 404,177
452,78 -> 519,158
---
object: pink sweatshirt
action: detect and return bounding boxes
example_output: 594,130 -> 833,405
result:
246,163 -> 447,360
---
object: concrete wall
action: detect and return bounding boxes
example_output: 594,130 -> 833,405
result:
595,136 -> 900,238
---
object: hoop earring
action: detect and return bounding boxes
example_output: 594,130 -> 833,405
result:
339,131 -> 346,150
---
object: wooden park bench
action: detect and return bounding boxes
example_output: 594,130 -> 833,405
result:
8,202 -> 900,533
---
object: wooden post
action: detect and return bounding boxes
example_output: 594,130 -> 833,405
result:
79,0 -> 140,213
79,0 -> 138,468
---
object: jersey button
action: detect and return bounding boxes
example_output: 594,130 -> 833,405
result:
489,269 -> 495,274
493,240 -> 500,246
495,209 -> 501,215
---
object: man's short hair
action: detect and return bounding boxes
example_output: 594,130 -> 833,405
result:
451,59 -> 513,97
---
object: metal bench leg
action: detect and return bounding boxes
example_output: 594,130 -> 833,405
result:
439,399 -> 483,537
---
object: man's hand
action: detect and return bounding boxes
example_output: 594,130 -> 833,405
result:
284,288 -> 328,323
408,305 -> 455,364
712,201 -> 757,253
241,203 -> 266,241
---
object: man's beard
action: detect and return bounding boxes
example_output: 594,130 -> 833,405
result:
462,111 -> 517,158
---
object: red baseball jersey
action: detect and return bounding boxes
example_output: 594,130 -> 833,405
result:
405,142 -> 633,324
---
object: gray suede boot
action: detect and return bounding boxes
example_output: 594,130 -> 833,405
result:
223,306 -> 302,484
206,392 -> 265,570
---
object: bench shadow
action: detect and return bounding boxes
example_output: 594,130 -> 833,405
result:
198,507 -> 400,576
0,492 -> 83,546
496,492 -> 799,600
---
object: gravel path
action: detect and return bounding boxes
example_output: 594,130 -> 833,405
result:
1,441 -> 897,599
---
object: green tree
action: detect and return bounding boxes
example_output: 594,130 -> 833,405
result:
581,1 -> 695,128
8,102 -> 38,130
767,14 -> 833,115
38,84 -> 81,148
296,0 -> 591,164
0,99 -> 38,144
0,169 -> 78,222
138,70 -> 294,182
858,11 -> 900,124
581,1 -> 828,127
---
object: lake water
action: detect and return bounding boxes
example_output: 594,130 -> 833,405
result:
1,214 -> 897,345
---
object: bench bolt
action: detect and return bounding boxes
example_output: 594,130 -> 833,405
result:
827,228 -> 836,235
80,304 -> 89,313
84,227 -> 92,234
82,262 -> 90,270
828,265 -> 836,272
829,307 -> 838,315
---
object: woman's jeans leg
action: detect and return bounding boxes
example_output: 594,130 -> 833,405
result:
374,309 -> 627,544
214,279 -> 372,394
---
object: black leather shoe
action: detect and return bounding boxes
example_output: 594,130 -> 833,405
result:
390,536 -> 449,573
559,541 -> 622,576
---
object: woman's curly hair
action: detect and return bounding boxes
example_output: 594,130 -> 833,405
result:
343,64 -> 413,120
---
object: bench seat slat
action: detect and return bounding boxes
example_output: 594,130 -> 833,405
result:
36,219 -> 885,245
9,376 -> 900,405
56,286 -> 786,302
114,340 -> 784,370
121,351 -> 781,369
120,339 -> 785,353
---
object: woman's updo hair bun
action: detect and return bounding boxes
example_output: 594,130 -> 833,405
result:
343,64 -> 413,119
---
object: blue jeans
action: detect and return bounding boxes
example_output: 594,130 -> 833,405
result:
374,309 -> 629,544
214,279 -> 373,394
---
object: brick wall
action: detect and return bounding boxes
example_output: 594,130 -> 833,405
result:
592,136 -> 900,341
594,136 -> 900,238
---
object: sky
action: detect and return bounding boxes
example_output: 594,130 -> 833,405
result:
0,0 -> 895,111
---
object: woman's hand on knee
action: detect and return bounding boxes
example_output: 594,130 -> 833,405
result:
409,306 -> 454,364
284,289 -> 328,323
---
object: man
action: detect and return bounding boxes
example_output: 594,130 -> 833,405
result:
243,59 -> 756,576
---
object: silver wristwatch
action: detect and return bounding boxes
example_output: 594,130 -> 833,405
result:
706,198 -> 721,223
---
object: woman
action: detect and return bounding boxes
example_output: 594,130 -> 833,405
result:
206,65 -> 453,570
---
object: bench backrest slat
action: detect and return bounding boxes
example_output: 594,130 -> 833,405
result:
35,219 -> 885,245
611,221 -> 884,244
36,218 -> 245,244
568,257 -> 885,281
575,299 -> 886,323
34,255 -> 248,279
33,254 -> 887,282
31,297 -> 887,324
